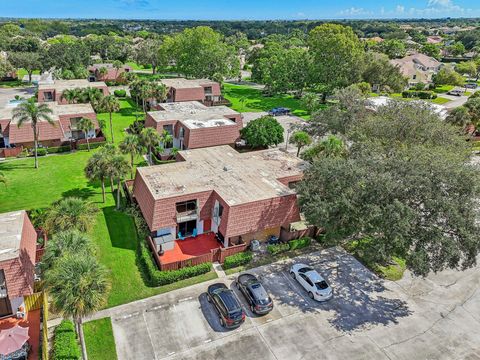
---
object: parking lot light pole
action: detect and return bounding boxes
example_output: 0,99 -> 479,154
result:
285,127 -> 292,152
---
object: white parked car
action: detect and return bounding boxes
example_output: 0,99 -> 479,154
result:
290,263 -> 333,301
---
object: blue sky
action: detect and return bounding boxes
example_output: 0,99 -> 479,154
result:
2,0 -> 480,20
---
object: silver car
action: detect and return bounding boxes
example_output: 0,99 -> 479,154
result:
290,263 -> 333,301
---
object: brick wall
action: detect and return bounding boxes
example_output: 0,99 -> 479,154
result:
133,172 -> 157,230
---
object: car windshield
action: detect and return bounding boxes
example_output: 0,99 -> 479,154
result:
299,267 -> 314,273
229,309 -> 243,319
315,281 -> 329,290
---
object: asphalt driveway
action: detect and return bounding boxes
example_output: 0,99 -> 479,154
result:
90,247 -> 480,360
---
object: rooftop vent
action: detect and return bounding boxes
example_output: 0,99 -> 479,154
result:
223,165 -> 232,172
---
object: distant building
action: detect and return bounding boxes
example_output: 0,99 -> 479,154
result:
37,79 -> 109,104
367,96 -> 448,120
88,63 -> 132,82
159,78 -> 225,106
0,210 -> 37,318
427,36 -> 443,44
390,53 -> 443,86
145,101 -> 242,151
0,103 -> 101,156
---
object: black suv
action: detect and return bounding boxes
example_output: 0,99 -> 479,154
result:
207,283 -> 245,328
235,273 -> 273,315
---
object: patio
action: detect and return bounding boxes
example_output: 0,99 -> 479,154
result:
0,309 -> 40,360
159,233 -> 222,266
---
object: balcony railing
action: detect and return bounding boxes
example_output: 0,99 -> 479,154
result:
176,209 -> 198,223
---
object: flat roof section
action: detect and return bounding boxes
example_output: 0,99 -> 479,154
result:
137,146 -> 308,206
148,101 -> 239,129
0,103 -> 95,124
38,79 -> 107,92
160,78 -> 216,89
0,210 -> 26,262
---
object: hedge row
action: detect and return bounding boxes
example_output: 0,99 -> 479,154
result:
267,237 -> 312,255
53,320 -> 81,360
47,145 -> 71,153
77,141 -> 106,151
127,205 -> 212,286
267,242 -> 290,255
223,251 -> 253,269
288,237 -> 311,250
137,239 -> 212,286
402,90 -> 437,99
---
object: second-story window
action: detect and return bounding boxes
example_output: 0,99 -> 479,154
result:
176,200 -> 197,214
204,86 -> 212,95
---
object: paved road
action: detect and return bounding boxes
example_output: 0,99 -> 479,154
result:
88,247 -> 480,360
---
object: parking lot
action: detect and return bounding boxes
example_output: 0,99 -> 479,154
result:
90,247 -> 480,360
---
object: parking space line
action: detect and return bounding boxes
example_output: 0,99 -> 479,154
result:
142,312 -> 158,360
281,271 -> 312,305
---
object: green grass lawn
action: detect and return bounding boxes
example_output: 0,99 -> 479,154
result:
223,83 -> 310,119
432,97 -> 451,105
84,318 -> 117,360
126,61 -> 152,71
98,98 -> 144,143
0,98 -> 217,308
433,85 -> 454,94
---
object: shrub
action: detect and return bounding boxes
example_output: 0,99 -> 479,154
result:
223,251 -> 252,269
401,90 -> 437,99
267,242 -> 290,255
34,148 -> 47,156
77,141 -> 106,151
47,145 -> 71,154
114,89 -> 127,97
53,320 -> 81,360
288,237 -> 311,251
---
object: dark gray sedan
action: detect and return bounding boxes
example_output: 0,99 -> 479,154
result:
235,273 -> 273,315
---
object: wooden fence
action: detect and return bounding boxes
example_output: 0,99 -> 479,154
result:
41,291 -> 48,360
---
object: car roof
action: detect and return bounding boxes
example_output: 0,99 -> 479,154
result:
218,290 -> 241,311
249,282 -> 269,299
305,270 -> 325,283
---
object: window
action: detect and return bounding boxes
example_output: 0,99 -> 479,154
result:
176,200 -> 197,214
179,127 -> 185,139
204,86 -> 213,95
44,92 -> 53,101
163,125 -> 174,149
218,203 -> 224,217
0,270 -> 7,298
288,181 -> 299,189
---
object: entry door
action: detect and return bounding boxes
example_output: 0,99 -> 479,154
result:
178,220 -> 196,237
0,298 -> 12,317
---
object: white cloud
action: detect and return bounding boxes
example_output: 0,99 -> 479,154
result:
338,7 -> 373,16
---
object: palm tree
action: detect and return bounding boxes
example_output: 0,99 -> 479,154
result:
41,230 -> 94,272
159,129 -> 173,154
76,117 -> 94,151
289,131 -> 312,156
12,98 -> 54,169
112,60 -> 123,79
43,197 -> 98,234
119,134 -> 143,178
100,95 -> 120,143
45,254 -> 110,360
148,83 -> 168,109
61,89 -> 81,104
140,127 -> 161,165
109,154 -> 131,210
85,145 -> 116,202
